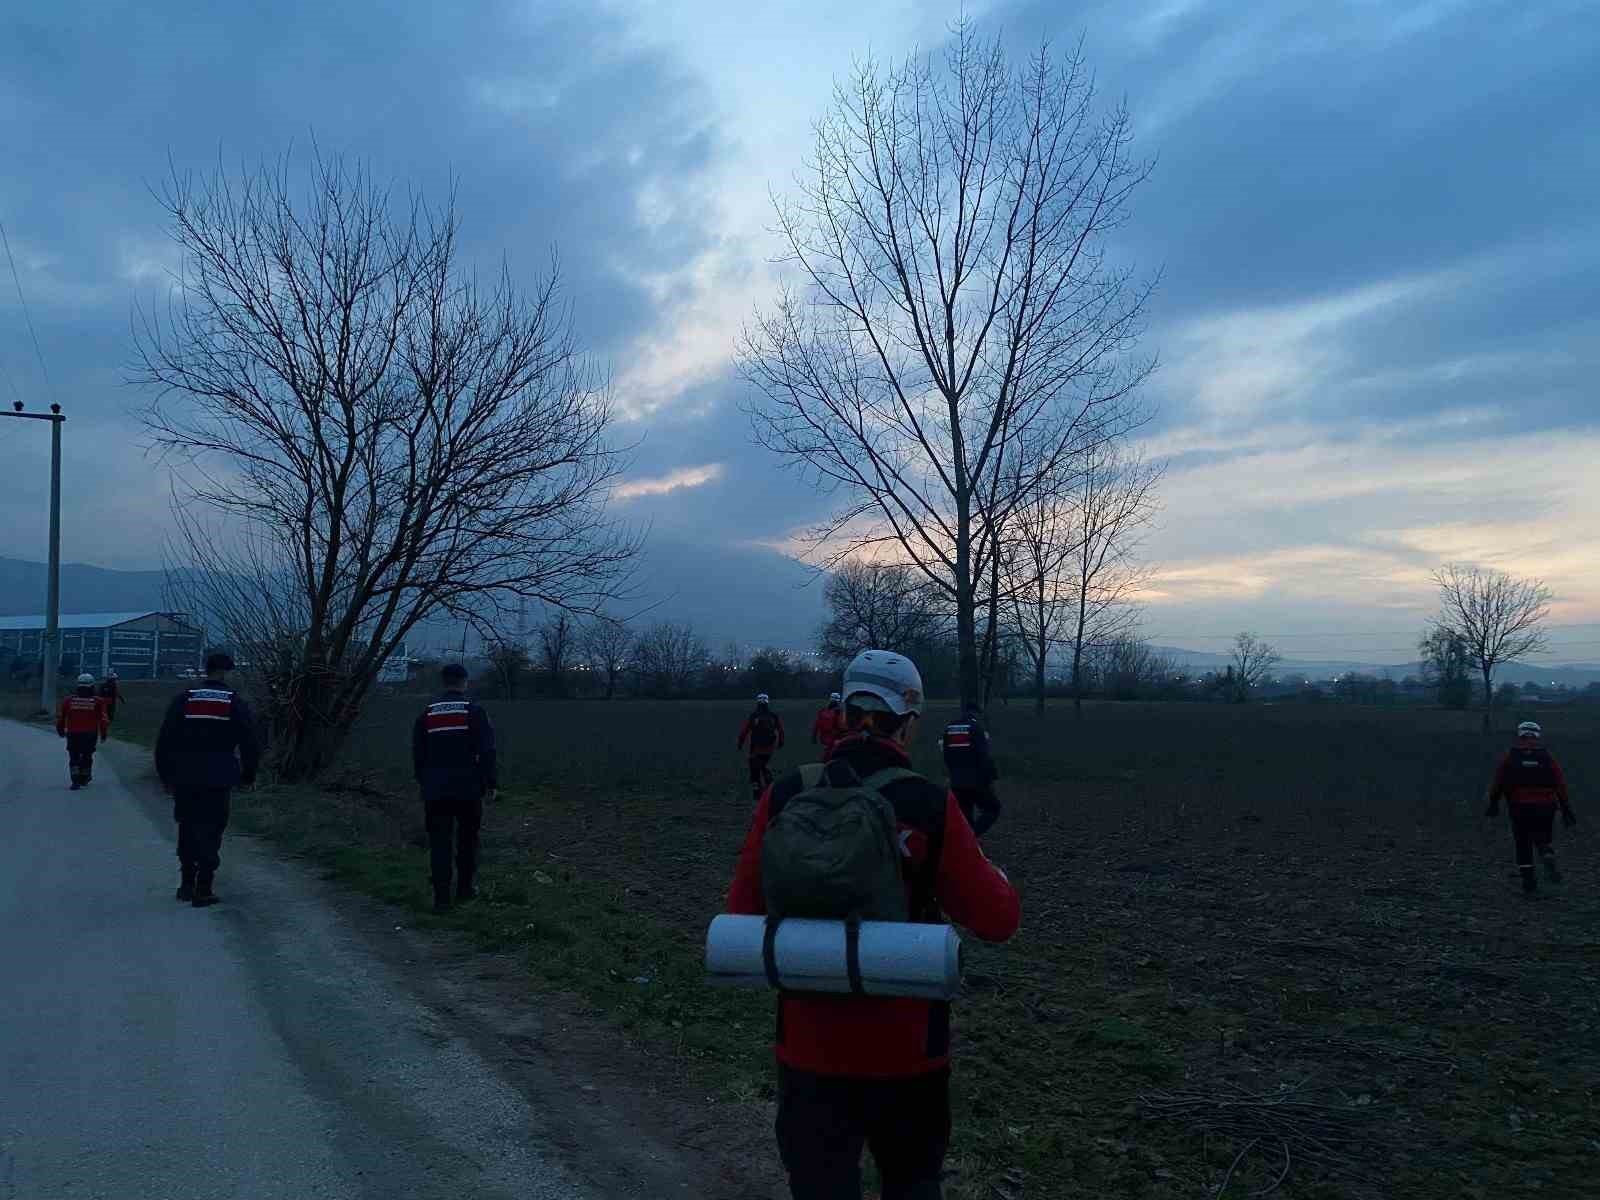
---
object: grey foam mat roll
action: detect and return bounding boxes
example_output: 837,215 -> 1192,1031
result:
705,914 -> 963,1000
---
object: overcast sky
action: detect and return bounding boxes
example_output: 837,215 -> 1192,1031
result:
2,0 -> 1596,661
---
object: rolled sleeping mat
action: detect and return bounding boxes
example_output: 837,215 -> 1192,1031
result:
705,914 -> 963,1001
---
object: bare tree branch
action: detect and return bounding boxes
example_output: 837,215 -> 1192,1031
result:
1431,563 -> 1553,732
136,148 -> 637,779
741,24 -> 1155,706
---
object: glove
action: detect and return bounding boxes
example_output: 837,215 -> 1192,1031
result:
486,788 -> 498,804
1563,809 -> 1577,828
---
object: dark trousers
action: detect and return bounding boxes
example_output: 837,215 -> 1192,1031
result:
425,793 -> 483,899
1511,805 -> 1557,887
749,753 -> 774,794
174,788 -> 231,884
65,733 -> 98,783
776,1065 -> 950,1200
953,785 -> 1000,838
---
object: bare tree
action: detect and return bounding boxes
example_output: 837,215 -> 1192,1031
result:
1229,632 -> 1280,703
537,612 -> 575,698
1431,563 -> 1553,731
742,25 -> 1154,707
486,640 -> 531,700
580,618 -> 634,700
817,560 -> 948,663
1052,446 -> 1163,716
1418,626 -> 1472,709
632,621 -> 709,698
138,150 -> 635,779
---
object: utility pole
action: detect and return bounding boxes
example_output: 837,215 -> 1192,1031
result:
1,400 -> 65,715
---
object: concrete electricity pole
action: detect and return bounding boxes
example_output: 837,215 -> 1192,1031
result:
2,401 -> 65,715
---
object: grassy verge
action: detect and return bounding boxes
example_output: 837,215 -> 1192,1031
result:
233,780 -> 777,1106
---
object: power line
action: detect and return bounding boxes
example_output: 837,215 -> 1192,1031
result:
0,217 -> 56,405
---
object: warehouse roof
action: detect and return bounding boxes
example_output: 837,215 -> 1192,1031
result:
0,611 -> 192,631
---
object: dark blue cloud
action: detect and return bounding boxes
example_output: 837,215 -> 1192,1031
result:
0,0 -> 729,565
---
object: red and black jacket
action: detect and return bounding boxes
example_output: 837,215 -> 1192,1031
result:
726,733 -> 1021,1078
155,679 -> 261,789
57,689 -> 109,739
412,692 -> 497,800
810,705 -> 846,751
1490,736 -> 1571,810
738,707 -> 785,755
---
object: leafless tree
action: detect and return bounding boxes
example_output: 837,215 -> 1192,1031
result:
137,150 -> 636,779
537,612 -> 575,698
817,560 -> 949,663
1043,445 -> 1162,716
486,640 -> 531,700
632,621 -> 709,698
742,25 -> 1155,707
1431,563 -> 1553,731
580,618 -> 634,700
1089,634 -> 1176,700
1229,632 -> 1280,703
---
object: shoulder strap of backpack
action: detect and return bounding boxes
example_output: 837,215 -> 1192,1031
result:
858,766 -> 923,794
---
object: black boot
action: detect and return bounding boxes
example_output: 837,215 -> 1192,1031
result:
176,867 -> 196,902
192,877 -> 219,908
70,781 -> 81,791
456,879 -> 476,904
432,884 -> 452,914
1520,866 -> 1538,894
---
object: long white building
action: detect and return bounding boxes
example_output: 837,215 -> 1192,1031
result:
0,611 -> 204,680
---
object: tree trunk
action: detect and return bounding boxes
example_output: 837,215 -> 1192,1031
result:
955,507 -> 980,710
1071,638 -> 1085,719
1034,652 -> 1046,716
1481,666 -> 1493,734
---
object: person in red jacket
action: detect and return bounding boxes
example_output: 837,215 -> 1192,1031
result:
737,693 -> 786,801
809,691 -> 846,757
728,650 -> 1021,1200
1486,720 -> 1578,893
56,672 -> 110,790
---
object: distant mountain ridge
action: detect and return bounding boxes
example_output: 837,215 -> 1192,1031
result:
1150,645 -> 1600,688
0,538 -> 827,654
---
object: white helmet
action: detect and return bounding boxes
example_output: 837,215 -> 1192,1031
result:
756,693 -> 770,705
842,649 -> 924,716
1518,721 -> 1543,739
829,692 -> 842,703
77,673 -> 95,684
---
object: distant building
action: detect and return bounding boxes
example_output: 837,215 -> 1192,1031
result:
0,611 -> 204,680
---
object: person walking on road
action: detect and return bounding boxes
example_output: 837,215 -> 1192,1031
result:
412,663 -> 497,913
1487,720 -> 1578,894
155,652 -> 260,907
939,704 -> 1001,839
96,669 -> 121,725
727,650 -> 1021,1200
56,672 -> 109,790
810,692 -> 846,758
738,693 -> 786,802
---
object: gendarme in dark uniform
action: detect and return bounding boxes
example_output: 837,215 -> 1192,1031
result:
412,664 -> 497,912
940,705 -> 1001,838
155,652 -> 260,907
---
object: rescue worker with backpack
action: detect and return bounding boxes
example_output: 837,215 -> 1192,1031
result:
1486,720 -> 1578,894
727,649 -> 1021,1200
737,693 -> 786,802
96,669 -> 121,724
56,672 -> 109,790
810,692 -> 846,757
155,653 -> 260,907
412,663 -> 497,913
939,704 -> 1001,839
